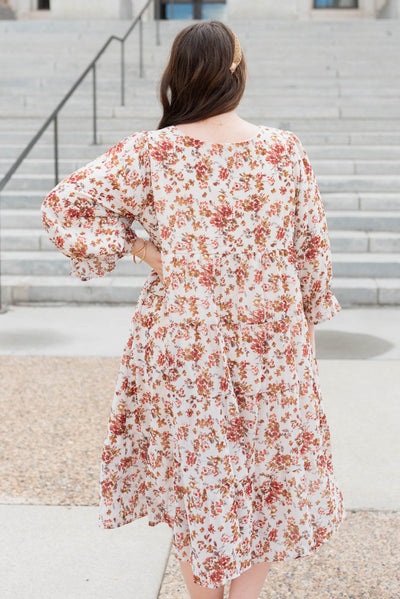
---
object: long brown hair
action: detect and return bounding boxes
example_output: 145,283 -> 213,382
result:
158,21 -> 247,129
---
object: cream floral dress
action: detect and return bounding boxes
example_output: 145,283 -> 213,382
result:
41,124 -> 346,589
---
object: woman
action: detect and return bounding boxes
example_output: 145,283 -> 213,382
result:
41,21 -> 346,599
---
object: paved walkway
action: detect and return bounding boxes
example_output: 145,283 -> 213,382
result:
1,303 -> 400,358
1,304 -> 399,598
1,505 -> 171,599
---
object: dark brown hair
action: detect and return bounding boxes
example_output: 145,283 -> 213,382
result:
158,21 -> 247,129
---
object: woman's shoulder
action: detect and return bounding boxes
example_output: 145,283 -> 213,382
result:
121,127 -> 178,151
256,126 -> 306,160
104,130 -> 150,159
258,125 -> 302,146
120,125 -> 305,158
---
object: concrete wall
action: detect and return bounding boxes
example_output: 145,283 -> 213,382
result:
8,0 -> 146,19
227,0 -> 300,19
51,0 -> 117,19
8,0 -> 32,17
227,0 -> 395,19
379,0 -> 400,17
6,0 -> 400,20
51,0 -> 135,19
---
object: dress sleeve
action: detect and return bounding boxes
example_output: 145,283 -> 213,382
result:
40,131 -> 151,281
287,131 -> 342,325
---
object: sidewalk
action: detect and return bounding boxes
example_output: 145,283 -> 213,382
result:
1,303 -> 400,358
1,304 -> 399,598
1,505 -> 171,599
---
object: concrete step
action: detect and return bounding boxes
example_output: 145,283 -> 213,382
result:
1,274 -> 148,304
4,142 -> 400,161
327,211 -> 400,231
2,131 -> 400,149
2,275 -> 399,306
4,173 -> 400,192
2,208 -> 400,230
2,191 -> 400,211
0,124 -> 158,148
316,161 -> 400,176
318,177 -> 400,193
1,18 -> 400,306
333,253 -> 400,277
0,30 -> 395,42
0,17 -> 396,29
323,193 -> 400,211
3,118 -> 400,134
6,96 -> 400,117
9,105 -> 400,120
0,60 -> 399,74
1,250 -> 151,277
115,104 -> 400,120
2,228 -> 400,254
2,250 -> 400,278
5,83 -> 400,98
0,227 -> 149,251
0,208 -> 148,230
307,146 -> 400,160
2,88 -> 395,103
4,84 -> 400,101
0,123 -> 400,149
2,157 -> 400,177
2,104 -> 400,128
3,119 -> 400,139
329,231 -> 400,253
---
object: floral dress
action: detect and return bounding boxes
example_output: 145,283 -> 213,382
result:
41,124 -> 346,589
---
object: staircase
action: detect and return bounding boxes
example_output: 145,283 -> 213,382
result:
1,18 -> 400,305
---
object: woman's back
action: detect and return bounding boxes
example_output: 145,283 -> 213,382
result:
40,119 -> 345,590
146,124 -> 303,329
40,19 -> 345,593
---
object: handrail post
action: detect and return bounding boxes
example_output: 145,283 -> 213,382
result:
54,115 -> 59,186
139,15 -> 144,78
121,40 -> 125,106
92,63 -> 98,145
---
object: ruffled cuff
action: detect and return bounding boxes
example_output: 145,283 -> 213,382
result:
69,226 -> 137,281
303,288 -> 342,326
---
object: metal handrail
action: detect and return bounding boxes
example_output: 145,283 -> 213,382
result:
0,0 -> 161,312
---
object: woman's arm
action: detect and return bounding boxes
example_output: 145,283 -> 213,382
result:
289,131 -> 342,326
307,320 -> 316,357
131,238 -> 164,285
41,132 -> 154,281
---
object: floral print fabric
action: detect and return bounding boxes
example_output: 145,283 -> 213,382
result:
41,125 -> 346,589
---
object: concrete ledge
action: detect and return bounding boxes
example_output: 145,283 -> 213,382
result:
1,274 -> 149,305
333,277 -> 378,305
0,505 -> 172,599
378,279 -> 400,304
3,250 -> 400,277
2,275 -> 399,307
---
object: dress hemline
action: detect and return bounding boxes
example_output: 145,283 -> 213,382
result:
98,501 -> 347,589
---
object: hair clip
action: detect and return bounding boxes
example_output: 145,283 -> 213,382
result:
230,32 -> 242,74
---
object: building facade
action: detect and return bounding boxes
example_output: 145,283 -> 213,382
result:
4,0 -> 400,20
